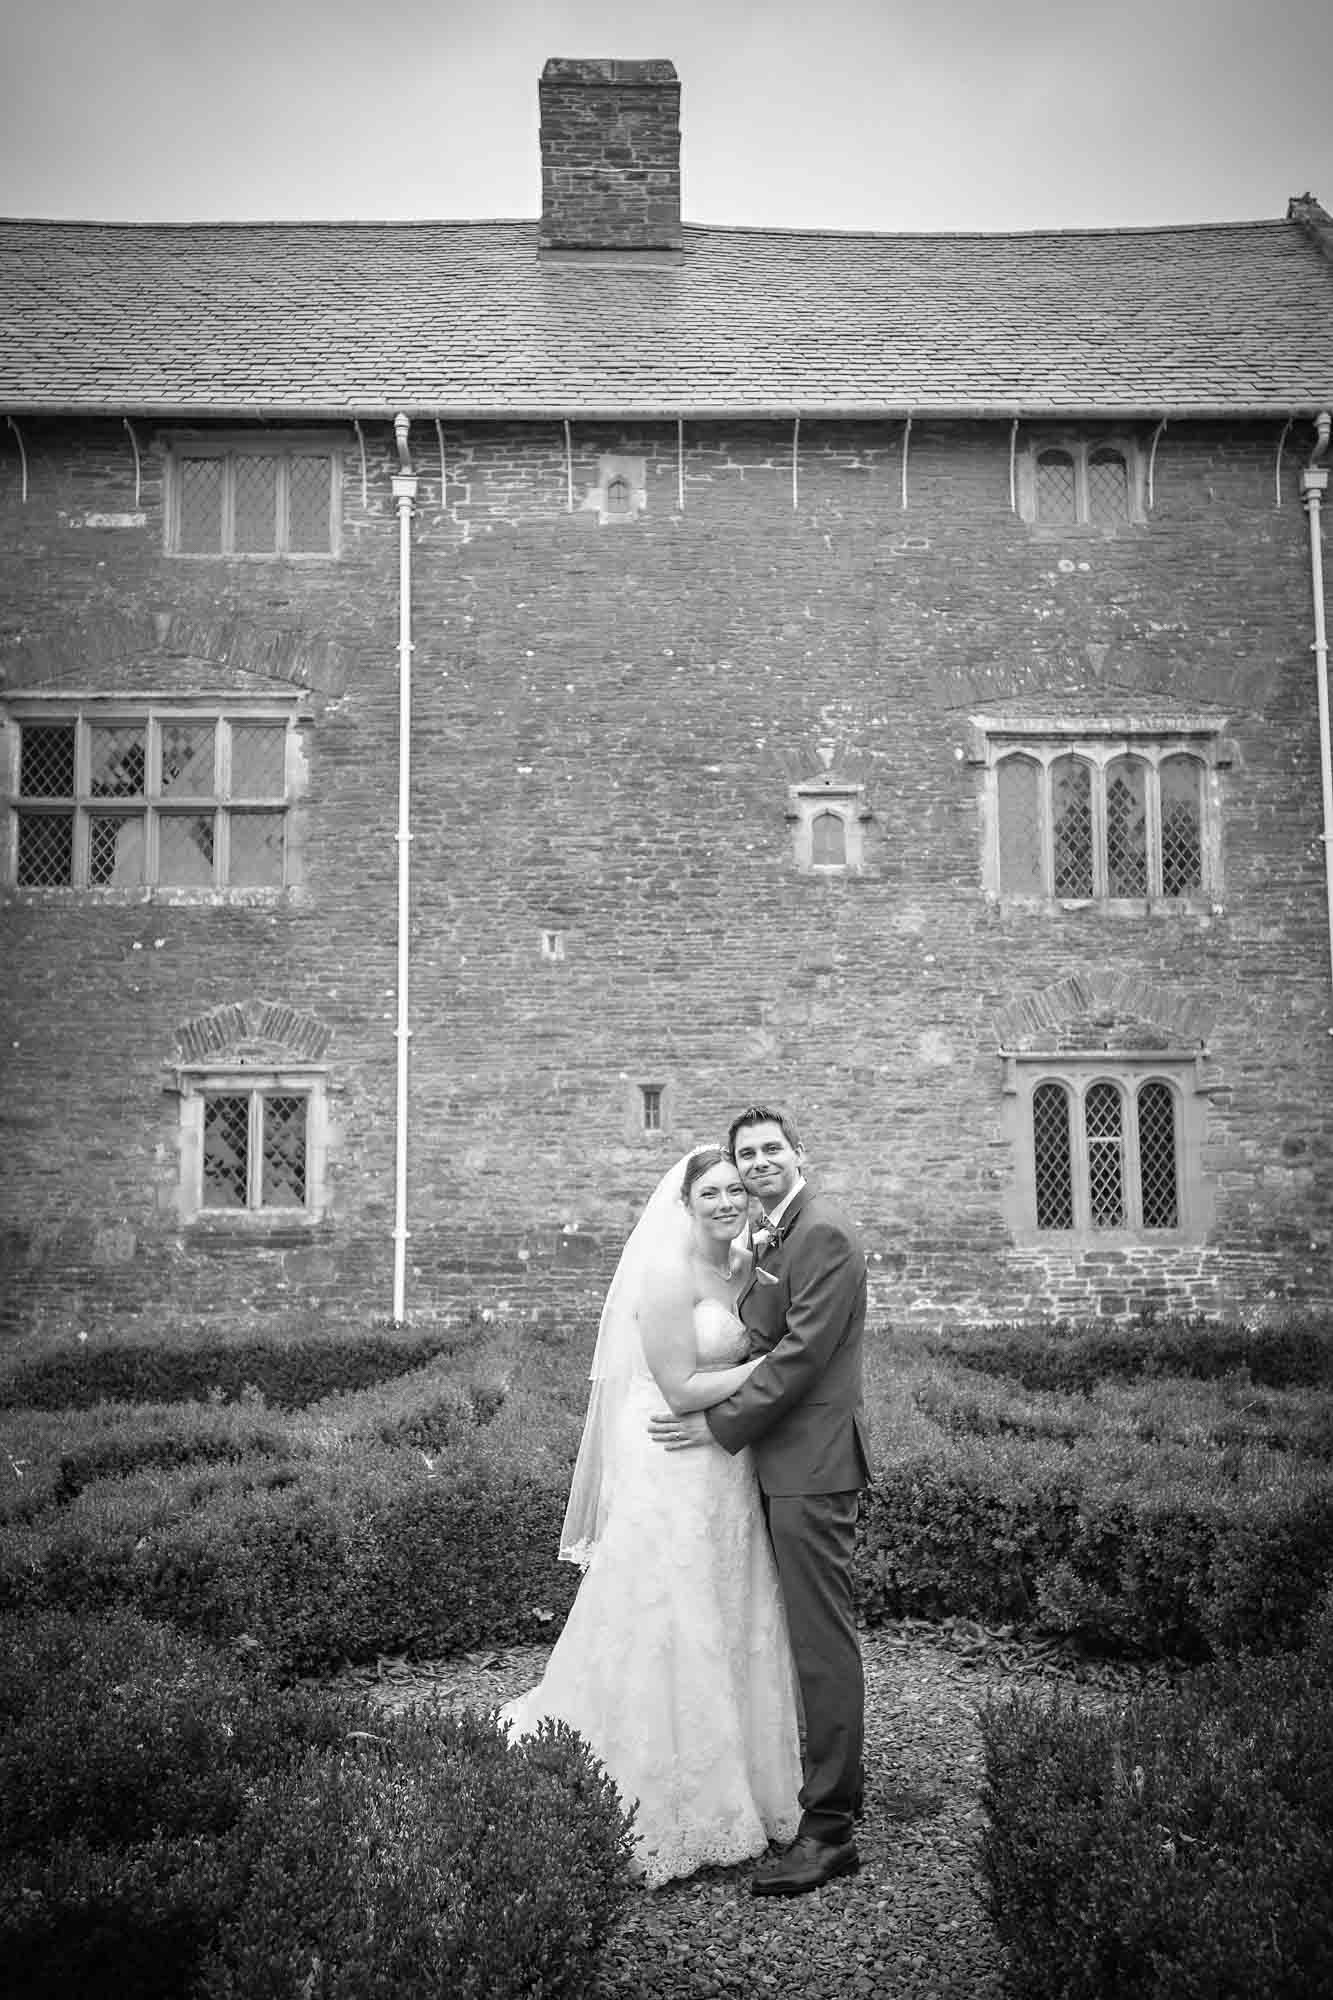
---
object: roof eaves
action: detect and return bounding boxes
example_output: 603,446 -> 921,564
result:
3,397 -> 1331,423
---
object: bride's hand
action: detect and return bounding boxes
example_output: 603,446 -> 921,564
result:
647,1411 -> 713,1452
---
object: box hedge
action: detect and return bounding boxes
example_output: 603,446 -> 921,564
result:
2,1607 -> 634,2000
979,1623 -> 1333,1997
0,1327 -> 471,1413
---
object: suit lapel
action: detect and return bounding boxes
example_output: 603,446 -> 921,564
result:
768,1184 -> 811,1251
739,1184 -> 811,1322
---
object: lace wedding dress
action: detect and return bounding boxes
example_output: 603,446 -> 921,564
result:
501,1297 -> 802,1887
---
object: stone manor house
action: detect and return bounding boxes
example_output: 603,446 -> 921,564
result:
2,58 -> 1333,1336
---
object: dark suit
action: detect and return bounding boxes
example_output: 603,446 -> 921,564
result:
705,1184 -> 872,1842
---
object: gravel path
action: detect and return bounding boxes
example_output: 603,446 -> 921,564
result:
350,1620 -> 1146,2000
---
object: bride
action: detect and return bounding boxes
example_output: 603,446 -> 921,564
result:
501,1147 -> 802,1887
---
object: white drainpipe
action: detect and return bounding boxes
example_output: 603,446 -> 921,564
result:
1302,411 -> 1332,1001
391,415 -> 418,1321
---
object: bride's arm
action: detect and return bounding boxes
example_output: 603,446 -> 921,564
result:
639,1265 -> 759,1416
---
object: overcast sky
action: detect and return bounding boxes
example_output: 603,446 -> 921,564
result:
3,0 -> 1332,233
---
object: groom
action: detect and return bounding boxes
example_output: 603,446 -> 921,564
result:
649,1103 -> 872,1896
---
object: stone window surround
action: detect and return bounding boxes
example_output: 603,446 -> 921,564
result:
787,776 -> 872,875
170,1061 -> 330,1227
1015,430 -> 1147,532
1000,1047 -> 1212,1246
587,454 -> 647,525
0,691 -> 307,900
162,428 -> 344,558
970,711 -> 1230,912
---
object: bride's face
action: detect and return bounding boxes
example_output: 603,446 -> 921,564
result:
687,1161 -> 749,1242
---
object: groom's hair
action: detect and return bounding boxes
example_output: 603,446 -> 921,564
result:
727,1103 -> 802,1155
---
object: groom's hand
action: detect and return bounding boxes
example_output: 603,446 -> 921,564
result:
647,1411 -> 713,1451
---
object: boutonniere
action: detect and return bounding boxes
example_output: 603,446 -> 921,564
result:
751,1223 -> 786,1259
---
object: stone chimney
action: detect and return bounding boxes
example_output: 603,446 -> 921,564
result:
538,58 -> 683,260
1288,192 -> 1333,271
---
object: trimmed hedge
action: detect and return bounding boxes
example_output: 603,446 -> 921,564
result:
979,1609 -> 1333,1997
934,1315 -> 1333,1394
1,1607 -> 634,2000
3,1427 -> 1327,1672
48,1367 -> 484,1505
1,1607 -> 352,2000
0,1328 -> 472,1413
854,1438 -> 1333,1659
0,1448 -> 580,1676
914,1360 -> 1333,1462
2,1310 -> 1328,1671
196,1712 -> 634,2000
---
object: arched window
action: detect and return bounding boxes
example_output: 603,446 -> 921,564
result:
1088,448 -> 1129,524
1136,1081 -> 1179,1228
789,780 -> 868,873
1015,1062 -> 1197,1239
996,754 -> 1043,895
986,735 -> 1218,904
1159,756 -> 1203,896
1032,1082 -> 1074,1228
1036,449 -> 1078,524
605,474 -> 632,517
1085,1081 -> 1126,1228
1051,756 -> 1093,897
1105,756 -> 1148,897
1022,436 -> 1142,529
811,810 -> 847,867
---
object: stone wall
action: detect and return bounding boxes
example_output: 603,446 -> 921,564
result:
2,412 -> 1330,1336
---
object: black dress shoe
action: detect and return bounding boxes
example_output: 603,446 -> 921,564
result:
750,1834 -> 860,1897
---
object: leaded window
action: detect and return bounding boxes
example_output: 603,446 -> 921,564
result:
8,708 -> 291,890
987,738 -> 1214,905
1087,448 -> 1130,525
1023,437 -> 1142,529
175,1064 -> 327,1223
168,438 -> 339,556
1032,1082 -> 1074,1228
1036,450 -> 1078,524
203,1090 -> 308,1211
1028,1073 -> 1181,1235
1051,756 -> 1094,897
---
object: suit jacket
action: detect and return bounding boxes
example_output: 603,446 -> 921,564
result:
705,1185 -> 873,1497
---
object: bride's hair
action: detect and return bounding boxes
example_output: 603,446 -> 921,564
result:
561,1146 -> 733,1569
679,1145 -> 729,1206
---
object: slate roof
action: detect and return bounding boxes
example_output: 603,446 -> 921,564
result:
2,213 -> 1332,420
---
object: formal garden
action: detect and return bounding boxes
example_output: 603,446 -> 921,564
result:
1,1305 -> 1330,1997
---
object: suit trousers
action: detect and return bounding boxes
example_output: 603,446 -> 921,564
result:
763,1489 -> 864,1842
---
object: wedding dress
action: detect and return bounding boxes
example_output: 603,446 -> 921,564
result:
501,1297 -> 802,1887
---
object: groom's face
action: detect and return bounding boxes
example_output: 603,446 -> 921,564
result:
731,1121 -> 803,1210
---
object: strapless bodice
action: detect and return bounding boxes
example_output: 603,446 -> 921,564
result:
692,1296 -> 749,1368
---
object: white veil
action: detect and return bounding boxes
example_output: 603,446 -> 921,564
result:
558,1150 -> 710,1568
